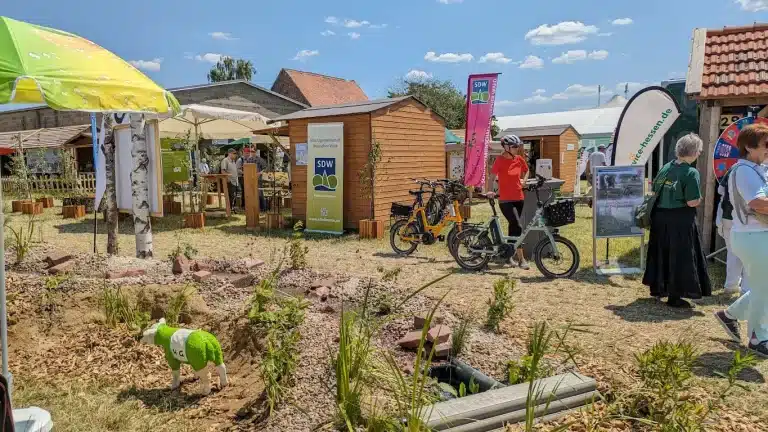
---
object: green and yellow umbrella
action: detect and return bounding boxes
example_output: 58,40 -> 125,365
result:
0,16 -> 179,114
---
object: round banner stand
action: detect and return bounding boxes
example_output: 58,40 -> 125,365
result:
713,116 -> 768,184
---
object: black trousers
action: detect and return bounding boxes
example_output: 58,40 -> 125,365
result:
499,201 -> 525,237
228,182 -> 238,209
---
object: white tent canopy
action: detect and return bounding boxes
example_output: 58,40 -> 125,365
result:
153,104 -> 271,139
496,106 -> 624,137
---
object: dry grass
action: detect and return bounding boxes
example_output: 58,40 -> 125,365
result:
3,200 -> 766,429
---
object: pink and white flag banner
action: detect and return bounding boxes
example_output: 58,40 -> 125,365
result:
463,73 -> 499,187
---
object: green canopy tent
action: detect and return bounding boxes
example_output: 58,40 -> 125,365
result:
445,128 -> 463,144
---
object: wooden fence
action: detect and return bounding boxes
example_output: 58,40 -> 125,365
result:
1,173 -> 96,196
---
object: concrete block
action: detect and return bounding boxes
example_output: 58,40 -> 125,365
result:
427,325 -> 451,344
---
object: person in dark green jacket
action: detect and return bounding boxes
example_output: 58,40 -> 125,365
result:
643,133 -> 712,308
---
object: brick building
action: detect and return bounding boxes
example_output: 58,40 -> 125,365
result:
270,69 -> 368,107
0,80 -> 307,133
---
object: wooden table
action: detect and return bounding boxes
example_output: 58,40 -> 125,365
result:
200,174 -> 231,218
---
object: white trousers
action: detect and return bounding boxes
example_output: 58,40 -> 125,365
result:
721,220 -> 750,294
727,230 -> 768,342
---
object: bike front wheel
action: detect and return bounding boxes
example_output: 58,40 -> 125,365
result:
390,219 -> 419,256
446,224 -> 460,258
533,235 -> 580,279
452,228 -> 492,271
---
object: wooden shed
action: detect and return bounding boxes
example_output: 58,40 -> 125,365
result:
272,96 -> 446,230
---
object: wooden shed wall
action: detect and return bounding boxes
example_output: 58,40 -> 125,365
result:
558,128 -> 579,193
370,100 -> 446,222
289,114 -> 371,229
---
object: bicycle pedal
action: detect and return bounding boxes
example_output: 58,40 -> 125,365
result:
437,235 -> 445,242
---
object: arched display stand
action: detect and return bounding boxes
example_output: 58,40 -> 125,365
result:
713,116 -> 768,183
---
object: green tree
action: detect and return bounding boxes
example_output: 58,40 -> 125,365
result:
207,57 -> 255,82
388,77 -> 466,129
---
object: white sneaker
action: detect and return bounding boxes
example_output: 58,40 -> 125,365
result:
724,285 -> 741,295
517,258 -> 531,270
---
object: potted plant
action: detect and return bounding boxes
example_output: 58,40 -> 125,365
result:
179,131 -> 205,229
163,181 -> 183,215
57,148 -> 87,219
8,136 -> 33,213
358,139 -> 384,239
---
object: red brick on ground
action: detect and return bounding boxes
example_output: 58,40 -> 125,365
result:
397,329 -> 425,350
48,261 -> 74,275
106,269 -> 146,279
242,258 -> 265,269
431,341 -> 451,358
414,313 -> 444,329
426,325 -> 451,344
44,253 -> 72,268
229,274 -> 253,288
191,260 -> 214,272
172,256 -> 189,275
193,271 -> 212,282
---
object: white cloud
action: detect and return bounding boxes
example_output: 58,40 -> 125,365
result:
498,91 -> 552,107
525,21 -> 599,45
598,32 -> 613,37
438,0 -> 463,3
325,16 -> 339,24
293,49 -> 319,61
479,52 -> 512,64
611,18 -> 633,26
552,50 -> 587,64
534,89 -> 546,95
522,94 -> 551,104
344,19 -> 370,28
348,32 -> 361,40
209,32 -> 237,41
519,55 -> 544,69
370,23 -> 388,29
496,100 -> 519,107
735,0 -> 768,11
405,69 -> 432,80
321,30 -> 335,36
552,50 -> 608,64
552,84 -> 612,100
424,51 -> 474,63
183,52 -> 194,60
129,58 -> 162,71
194,53 -> 223,63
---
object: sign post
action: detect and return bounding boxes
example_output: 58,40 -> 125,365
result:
593,165 -> 646,275
306,123 -> 344,234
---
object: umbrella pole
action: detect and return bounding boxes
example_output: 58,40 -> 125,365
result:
0,173 -> 11,403
91,114 -> 99,254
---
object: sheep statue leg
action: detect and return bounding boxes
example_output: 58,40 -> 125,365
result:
195,368 -> 211,395
171,369 -> 181,390
216,363 -> 228,388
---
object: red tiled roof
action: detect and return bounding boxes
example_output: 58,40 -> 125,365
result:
701,24 -> 768,99
281,69 -> 368,106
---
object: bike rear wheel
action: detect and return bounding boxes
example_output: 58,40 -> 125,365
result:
452,228 -> 492,271
446,224 -> 460,257
533,235 -> 579,279
390,219 -> 419,256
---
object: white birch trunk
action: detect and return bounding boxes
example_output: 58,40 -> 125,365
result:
129,113 -> 153,258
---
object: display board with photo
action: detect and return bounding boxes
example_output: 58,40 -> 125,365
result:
593,166 -> 645,238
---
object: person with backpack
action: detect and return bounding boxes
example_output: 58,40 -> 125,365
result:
714,124 -> 768,356
716,167 -> 750,295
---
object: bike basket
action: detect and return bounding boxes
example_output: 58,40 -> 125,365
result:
544,199 -> 576,227
390,202 -> 412,218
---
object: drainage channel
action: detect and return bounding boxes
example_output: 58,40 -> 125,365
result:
423,368 -> 598,432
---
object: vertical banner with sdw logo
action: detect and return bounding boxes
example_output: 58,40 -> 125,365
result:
464,73 -> 500,188
306,123 -> 344,234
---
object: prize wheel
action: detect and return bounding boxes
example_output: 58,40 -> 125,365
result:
714,116 -> 768,184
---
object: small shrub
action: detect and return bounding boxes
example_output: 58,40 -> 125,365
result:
8,216 -> 36,265
334,310 -> 374,429
165,285 -> 195,327
380,267 -> 402,283
486,277 -> 515,332
450,317 -> 472,358
102,286 -> 148,331
288,221 -> 308,270
261,327 -> 301,415
167,242 -> 197,263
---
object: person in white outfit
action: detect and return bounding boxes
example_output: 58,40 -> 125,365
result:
714,124 -> 768,356
716,168 -> 750,295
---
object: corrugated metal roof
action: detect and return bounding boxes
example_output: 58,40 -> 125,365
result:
270,96 -> 414,122
496,106 -> 623,136
496,124 -> 577,138
0,125 -> 90,150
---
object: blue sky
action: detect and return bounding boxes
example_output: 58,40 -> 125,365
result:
3,0 -> 768,116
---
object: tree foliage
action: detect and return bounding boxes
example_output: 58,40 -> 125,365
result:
388,77 -> 466,129
207,57 -> 255,83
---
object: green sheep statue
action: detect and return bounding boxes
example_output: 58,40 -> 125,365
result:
140,318 -> 228,395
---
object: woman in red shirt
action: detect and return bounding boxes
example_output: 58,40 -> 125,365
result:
489,135 -> 530,269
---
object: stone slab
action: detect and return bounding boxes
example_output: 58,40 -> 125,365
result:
44,253 -> 72,268
427,325 -> 451,344
193,271 -> 212,282
48,261 -> 74,275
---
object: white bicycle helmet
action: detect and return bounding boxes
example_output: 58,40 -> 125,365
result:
500,134 -> 522,147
